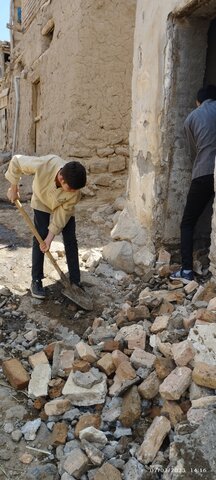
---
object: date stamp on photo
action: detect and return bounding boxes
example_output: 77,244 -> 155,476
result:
150,466 -> 208,474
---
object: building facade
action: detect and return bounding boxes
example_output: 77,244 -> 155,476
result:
3,0 -> 216,275
106,0 -> 216,275
0,41 -> 10,151
7,0 -> 136,195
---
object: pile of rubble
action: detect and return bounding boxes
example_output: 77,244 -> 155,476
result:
0,261 -> 216,479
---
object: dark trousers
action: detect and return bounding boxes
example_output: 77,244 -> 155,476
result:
181,174 -> 214,270
32,209 -> 80,285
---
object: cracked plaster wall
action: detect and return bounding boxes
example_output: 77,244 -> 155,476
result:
109,0 -> 216,274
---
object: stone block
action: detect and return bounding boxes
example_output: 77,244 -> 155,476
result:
89,158 -> 109,173
137,416 -> 171,464
28,363 -> 51,398
157,248 -> 171,265
62,372 -> 107,405
109,362 -> 138,397
103,241 -> 135,274
150,315 -> 170,333
72,359 -> 91,372
184,281 -> 199,295
189,381 -> 214,400
172,340 -> 195,366
94,173 -> 112,186
112,350 -> 129,368
2,358 -> 30,390
115,361 -> 137,381
115,324 -> 146,350
138,371 -> 160,399
153,300 -> 175,317
115,146 -> 129,156
119,386 -> 142,427
194,281 -> 216,302
188,324 -> 216,365
75,414 -> 101,438
94,463 -> 122,479
130,348 -> 156,369
28,351 -> 49,368
158,265 -> 171,277
207,297 -> 216,311
154,356 -> 175,379
97,146 -> 115,157
44,342 -> 57,360
97,353 -> 116,376
59,349 -> 75,373
50,422 -> 68,446
44,398 -> 71,416
161,400 -> 184,426
139,289 -> 184,307
48,377 -> 65,395
79,427 -> 107,446
183,311 -> 197,330
159,367 -> 192,400
191,396 -> 216,408
126,305 -> 150,321
102,339 -> 121,352
88,325 -> 117,345
192,362 -> 216,389
63,448 -> 88,477
75,341 -> 98,363
156,336 -> 172,357
108,155 -> 126,172
196,308 -> 216,323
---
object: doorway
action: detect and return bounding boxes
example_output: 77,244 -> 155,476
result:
162,11 -> 216,268
32,79 -> 41,153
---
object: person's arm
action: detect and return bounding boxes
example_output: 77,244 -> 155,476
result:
7,184 -> 20,203
5,155 -> 45,203
184,118 -> 196,164
48,191 -> 81,235
40,231 -> 55,252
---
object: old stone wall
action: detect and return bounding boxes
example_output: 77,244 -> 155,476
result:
9,0 -> 136,194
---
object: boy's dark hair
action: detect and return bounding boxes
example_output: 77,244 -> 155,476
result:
197,84 -> 216,104
61,161 -> 86,189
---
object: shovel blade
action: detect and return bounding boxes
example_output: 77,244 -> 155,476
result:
62,283 -> 93,311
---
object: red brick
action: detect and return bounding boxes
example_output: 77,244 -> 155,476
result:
51,422 -> 68,446
3,358 -> 30,390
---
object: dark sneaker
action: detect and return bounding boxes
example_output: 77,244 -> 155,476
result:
30,280 -> 46,299
170,269 -> 194,284
76,282 -> 85,291
70,281 -> 85,291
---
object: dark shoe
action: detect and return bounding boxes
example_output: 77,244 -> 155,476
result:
70,281 -> 85,291
170,269 -> 194,284
76,282 -> 85,291
30,280 -> 46,299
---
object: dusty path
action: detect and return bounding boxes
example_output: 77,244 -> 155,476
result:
0,193 -> 132,335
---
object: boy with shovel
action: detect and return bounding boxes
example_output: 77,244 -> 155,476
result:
5,154 -> 86,300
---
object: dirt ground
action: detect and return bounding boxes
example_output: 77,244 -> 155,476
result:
0,190 -> 132,335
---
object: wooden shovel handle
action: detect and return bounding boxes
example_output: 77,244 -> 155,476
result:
14,199 -> 69,287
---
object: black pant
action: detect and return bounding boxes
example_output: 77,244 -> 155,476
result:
32,209 -> 80,285
180,174 -> 214,270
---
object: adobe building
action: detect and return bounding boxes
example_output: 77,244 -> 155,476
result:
6,0 -> 216,275
105,0 -> 216,275
8,0 -> 136,195
0,41 -> 10,151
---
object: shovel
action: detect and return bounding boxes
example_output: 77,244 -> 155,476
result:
15,199 -> 93,311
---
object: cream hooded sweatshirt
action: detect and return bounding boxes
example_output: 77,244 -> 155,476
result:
5,154 -> 81,235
